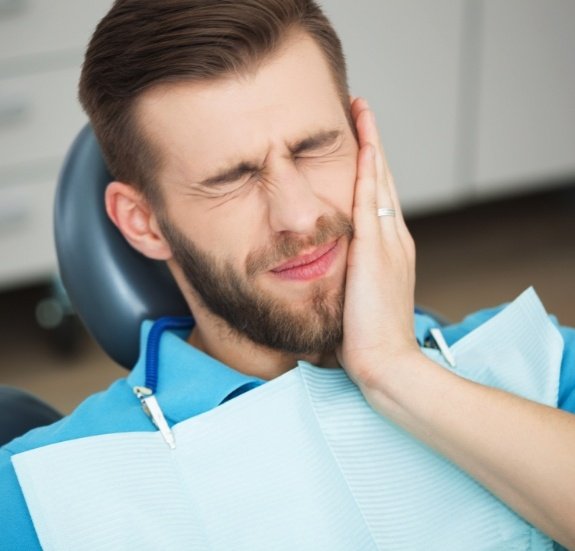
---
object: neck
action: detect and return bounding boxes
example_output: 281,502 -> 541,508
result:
187,310 -> 338,381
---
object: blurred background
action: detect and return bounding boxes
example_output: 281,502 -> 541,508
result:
1,0 -> 574,414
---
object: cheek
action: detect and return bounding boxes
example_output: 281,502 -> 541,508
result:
206,208 -> 266,270
163,203 -> 242,267
306,158 -> 357,215
339,161 -> 358,213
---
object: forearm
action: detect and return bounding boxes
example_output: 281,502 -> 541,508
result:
359,351 -> 575,549
342,98 -> 575,548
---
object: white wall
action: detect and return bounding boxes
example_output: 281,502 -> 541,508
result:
321,0 -> 575,212
1,0 -> 574,289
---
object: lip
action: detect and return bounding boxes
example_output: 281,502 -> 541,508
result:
270,240 -> 340,281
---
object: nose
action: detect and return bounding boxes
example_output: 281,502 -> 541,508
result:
265,161 -> 326,235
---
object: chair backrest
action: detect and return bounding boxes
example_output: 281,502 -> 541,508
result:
0,387 -> 62,446
54,125 -> 189,369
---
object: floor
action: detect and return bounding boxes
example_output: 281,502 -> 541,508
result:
1,185 -> 574,414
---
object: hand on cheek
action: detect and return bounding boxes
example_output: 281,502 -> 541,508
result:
338,98 -> 419,394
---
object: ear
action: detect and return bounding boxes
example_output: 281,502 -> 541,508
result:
105,181 -> 172,261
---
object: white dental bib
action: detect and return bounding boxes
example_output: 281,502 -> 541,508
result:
13,288 -> 562,550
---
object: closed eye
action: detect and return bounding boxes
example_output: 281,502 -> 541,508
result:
200,161 -> 260,188
290,129 -> 343,159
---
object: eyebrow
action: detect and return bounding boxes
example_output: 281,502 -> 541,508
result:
199,161 -> 261,187
198,128 -> 343,187
289,128 -> 343,156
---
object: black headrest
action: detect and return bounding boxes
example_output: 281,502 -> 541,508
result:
54,125 -> 189,369
0,387 -> 63,446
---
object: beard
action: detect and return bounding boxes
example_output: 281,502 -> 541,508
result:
157,211 -> 353,355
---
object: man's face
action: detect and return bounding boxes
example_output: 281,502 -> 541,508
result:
138,33 -> 358,355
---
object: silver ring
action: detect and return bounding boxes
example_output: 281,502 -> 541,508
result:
377,207 -> 396,218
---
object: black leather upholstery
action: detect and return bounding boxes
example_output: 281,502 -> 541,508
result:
0,387 -> 62,446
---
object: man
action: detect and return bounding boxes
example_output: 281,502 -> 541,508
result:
1,1 -> 574,548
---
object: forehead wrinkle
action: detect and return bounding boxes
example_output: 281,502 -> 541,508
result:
196,124 -> 345,185
194,149 -> 266,187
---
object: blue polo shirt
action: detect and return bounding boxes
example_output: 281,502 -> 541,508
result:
0,306 -> 574,549
438,306 -> 575,412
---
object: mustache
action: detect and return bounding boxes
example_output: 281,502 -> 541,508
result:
245,211 -> 353,277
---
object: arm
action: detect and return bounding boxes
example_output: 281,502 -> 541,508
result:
340,98 -> 575,550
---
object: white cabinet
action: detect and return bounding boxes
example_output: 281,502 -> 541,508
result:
0,0 -> 573,290
322,0 -> 575,213
472,0 -> 575,197
0,67 -> 86,167
0,0 -> 113,289
0,0 -> 113,62
322,0 -> 465,213
0,178 -> 58,285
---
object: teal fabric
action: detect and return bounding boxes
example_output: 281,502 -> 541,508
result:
12,289 -> 560,550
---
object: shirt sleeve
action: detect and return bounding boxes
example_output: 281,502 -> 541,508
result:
555,324 -> 575,413
0,448 -> 42,549
439,304 -> 575,414
0,378 -> 146,548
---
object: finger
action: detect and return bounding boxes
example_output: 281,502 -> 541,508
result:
354,102 -> 394,204
351,99 -> 373,140
353,101 -> 384,199
353,147 -> 400,281
377,147 -> 414,263
352,99 -> 386,176
354,106 -> 400,240
351,97 -> 373,143
355,100 -> 413,249
352,142 -> 382,244
350,95 -> 364,119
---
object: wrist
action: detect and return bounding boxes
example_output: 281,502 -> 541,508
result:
353,346 -> 446,421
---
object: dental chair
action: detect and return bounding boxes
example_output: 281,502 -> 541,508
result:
0,125 -> 188,446
0,124 -> 446,446
0,387 -> 62,446
54,124 -> 189,370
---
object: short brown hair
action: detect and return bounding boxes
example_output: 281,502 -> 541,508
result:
79,0 -> 349,204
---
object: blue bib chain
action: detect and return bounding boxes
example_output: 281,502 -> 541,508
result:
133,316 -> 194,449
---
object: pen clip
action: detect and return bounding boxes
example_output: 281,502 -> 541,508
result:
133,386 -> 176,449
429,328 -> 457,369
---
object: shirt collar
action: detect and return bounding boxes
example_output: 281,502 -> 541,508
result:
127,312 -> 441,424
414,311 -> 442,345
127,319 -> 264,424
